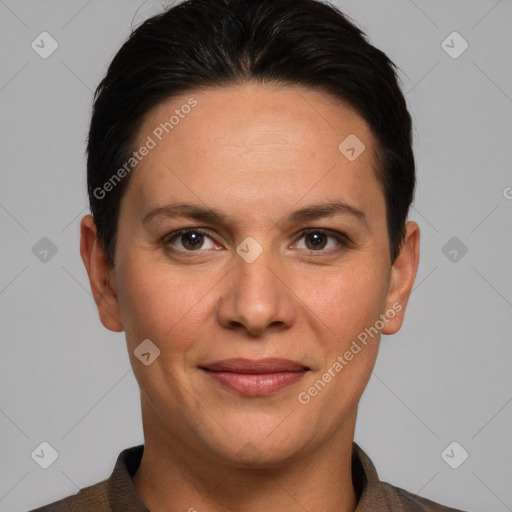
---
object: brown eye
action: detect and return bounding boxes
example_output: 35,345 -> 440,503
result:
164,229 -> 216,252
304,231 -> 328,250
180,231 -> 204,250
294,229 -> 350,254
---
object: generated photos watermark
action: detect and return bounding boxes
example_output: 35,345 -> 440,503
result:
298,302 -> 402,405
93,97 -> 198,200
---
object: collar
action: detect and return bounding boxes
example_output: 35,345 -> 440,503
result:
108,442 -> 388,511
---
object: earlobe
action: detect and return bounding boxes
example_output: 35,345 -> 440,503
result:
382,221 -> 420,335
80,214 -> 124,332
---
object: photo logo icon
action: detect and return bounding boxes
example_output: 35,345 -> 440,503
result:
31,32 -> 59,59
338,134 -> 366,161
442,236 -> 468,263
31,441 -> 59,469
441,31 -> 468,59
32,237 -> 58,263
236,236 -> 263,263
134,339 -> 161,366
441,441 -> 469,469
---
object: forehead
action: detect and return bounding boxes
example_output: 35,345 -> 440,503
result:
137,81 -> 373,154
126,82 -> 384,223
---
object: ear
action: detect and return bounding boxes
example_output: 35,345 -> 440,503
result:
381,221 -> 420,335
80,214 -> 123,332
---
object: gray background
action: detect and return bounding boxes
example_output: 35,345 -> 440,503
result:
1,0 -> 511,510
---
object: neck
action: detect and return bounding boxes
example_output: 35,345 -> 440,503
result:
132,396 -> 359,512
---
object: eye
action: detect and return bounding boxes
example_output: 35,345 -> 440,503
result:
162,227 -> 350,255
163,228 -> 217,252
293,229 -> 350,253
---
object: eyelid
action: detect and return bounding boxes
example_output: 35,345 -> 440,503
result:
295,227 -> 351,244
162,226 -> 351,255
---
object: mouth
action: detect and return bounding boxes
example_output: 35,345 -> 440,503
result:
199,358 -> 310,396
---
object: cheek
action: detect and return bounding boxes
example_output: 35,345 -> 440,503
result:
115,255 -> 218,351
299,260 -> 389,344
297,265 -> 386,424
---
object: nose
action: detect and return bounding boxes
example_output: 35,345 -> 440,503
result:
216,244 -> 297,337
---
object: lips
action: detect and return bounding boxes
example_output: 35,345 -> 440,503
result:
200,358 -> 310,396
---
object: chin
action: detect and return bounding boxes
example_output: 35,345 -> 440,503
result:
192,414 -> 313,469
224,438 -> 307,469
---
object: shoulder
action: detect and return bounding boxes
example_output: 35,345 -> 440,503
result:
28,479 -> 111,512
379,481 -> 467,512
28,445 -> 146,512
352,442 -> 466,512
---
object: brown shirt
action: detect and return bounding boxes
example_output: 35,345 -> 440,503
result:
30,443 -> 465,511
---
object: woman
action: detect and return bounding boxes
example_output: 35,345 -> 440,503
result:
32,0 -> 464,510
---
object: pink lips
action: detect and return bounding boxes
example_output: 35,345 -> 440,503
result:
200,358 -> 310,396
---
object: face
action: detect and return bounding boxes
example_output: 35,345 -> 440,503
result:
81,81 -> 419,467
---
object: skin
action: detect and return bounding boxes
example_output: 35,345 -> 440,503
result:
80,81 -> 420,512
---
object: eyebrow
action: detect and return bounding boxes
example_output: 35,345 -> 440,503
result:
142,201 -> 367,226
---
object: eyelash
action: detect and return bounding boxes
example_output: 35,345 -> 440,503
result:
162,228 -> 351,256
